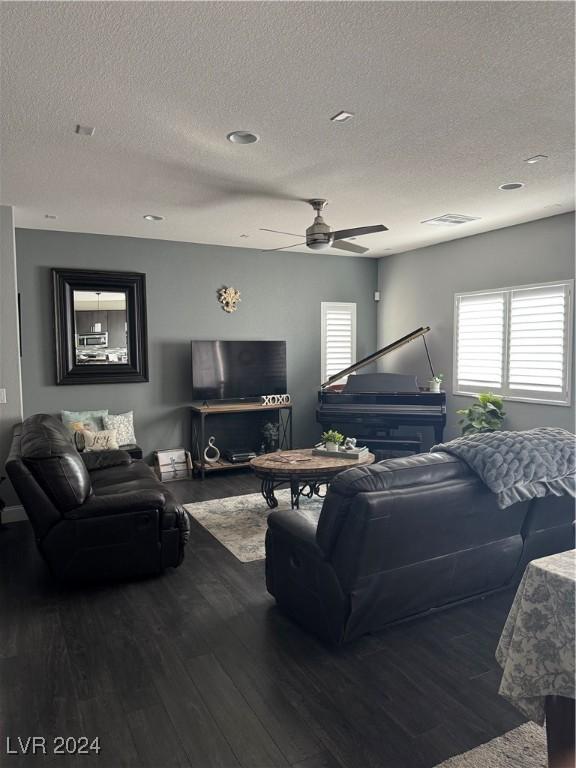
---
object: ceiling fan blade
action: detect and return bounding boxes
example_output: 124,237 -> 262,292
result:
259,228 -> 304,237
260,242 -> 307,252
331,224 -> 388,241
331,240 -> 369,254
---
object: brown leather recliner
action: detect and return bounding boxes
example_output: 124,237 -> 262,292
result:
265,452 -> 575,645
6,414 -> 190,581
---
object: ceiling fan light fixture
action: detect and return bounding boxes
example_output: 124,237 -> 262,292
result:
262,199 -> 387,255
307,240 -> 330,250
227,131 -> 260,144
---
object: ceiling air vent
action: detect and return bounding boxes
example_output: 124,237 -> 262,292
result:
421,213 -> 481,226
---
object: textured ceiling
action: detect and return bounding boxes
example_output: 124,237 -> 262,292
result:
1,1 -> 574,257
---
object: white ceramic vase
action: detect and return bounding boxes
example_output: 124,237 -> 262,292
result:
325,441 -> 339,452
203,436 -> 221,464
429,380 -> 441,393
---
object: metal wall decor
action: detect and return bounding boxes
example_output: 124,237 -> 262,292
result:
218,286 -> 241,313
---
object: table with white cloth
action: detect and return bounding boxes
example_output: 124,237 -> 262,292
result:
496,549 -> 575,766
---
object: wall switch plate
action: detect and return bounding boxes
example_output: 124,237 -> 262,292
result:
374,291 -> 380,302
0,388 -> 6,404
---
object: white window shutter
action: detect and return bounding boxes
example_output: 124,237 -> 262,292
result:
508,284 -> 570,397
454,280 -> 573,405
321,302 -> 357,383
455,292 -> 505,389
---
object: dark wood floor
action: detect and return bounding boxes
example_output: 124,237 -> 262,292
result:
0,470 -> 526,768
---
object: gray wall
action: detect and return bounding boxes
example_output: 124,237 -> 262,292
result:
377,213 -> 575,443
16,229 -> 378,457
0,206 -> 23,510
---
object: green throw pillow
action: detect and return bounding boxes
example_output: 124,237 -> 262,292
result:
61,409 -> 109,434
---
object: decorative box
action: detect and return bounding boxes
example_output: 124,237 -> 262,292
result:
312,445 -> 369,459
154,448 -> 192,482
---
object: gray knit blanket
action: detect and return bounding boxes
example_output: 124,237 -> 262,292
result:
431,427 -> 576,509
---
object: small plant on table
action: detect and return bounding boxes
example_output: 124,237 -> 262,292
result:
322,429 -> 345,452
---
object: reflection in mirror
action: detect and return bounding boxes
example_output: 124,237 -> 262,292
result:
73,290 -> 128,366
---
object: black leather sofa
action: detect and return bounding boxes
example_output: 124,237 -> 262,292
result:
265,452 -> 575,645
6,414 -> 190,582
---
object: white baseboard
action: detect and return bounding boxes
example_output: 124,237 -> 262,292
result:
2,505 -> 27,523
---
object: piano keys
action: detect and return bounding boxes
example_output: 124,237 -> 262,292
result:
316,327 -> 446,456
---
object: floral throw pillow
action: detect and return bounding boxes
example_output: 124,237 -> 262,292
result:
103,412 -> 136,447
82,429 -> 119,452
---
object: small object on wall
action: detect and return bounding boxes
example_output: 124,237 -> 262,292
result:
154,448 -> 192,481
261,393 -> 291,406
218,286 -> 241,313
203,436 -> 221,464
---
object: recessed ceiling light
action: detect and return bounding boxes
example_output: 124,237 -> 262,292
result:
330,111 -> 355,123
240,234 -> 250,238
44,214 -> 57,219
524,155 -> 548,164
75,124 -> 95,136
143,214 -> 164,221
499,182 -> 525,191
227,131 -> 259,144
421,213 -> 481,226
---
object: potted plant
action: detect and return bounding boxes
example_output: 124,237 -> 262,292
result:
322,429 -> 345,452
457,392 -> 505,435
429,373 -> 443,393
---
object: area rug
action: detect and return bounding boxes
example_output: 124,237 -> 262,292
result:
434,723 -> 546,767
184,490 -> 323,563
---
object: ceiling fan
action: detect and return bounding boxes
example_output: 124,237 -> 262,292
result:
260,199 -> 388,254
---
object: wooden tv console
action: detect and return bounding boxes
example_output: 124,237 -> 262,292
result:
190,401 -> 293,480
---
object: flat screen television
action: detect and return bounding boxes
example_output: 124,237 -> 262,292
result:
191,340 -> 287,401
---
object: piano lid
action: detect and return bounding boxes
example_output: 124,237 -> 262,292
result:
321,326 -> 433,389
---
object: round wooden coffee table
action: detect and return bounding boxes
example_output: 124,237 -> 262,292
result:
250,448 -> 375,510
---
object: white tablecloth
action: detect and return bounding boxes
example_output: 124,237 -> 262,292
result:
496,549 -> 575,724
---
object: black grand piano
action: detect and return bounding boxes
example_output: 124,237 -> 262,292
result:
317,326 -> 446,457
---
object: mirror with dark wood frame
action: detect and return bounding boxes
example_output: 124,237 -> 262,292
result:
52,268 -> 148,384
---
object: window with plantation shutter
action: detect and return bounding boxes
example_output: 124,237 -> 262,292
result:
454,280 -> 573,405
321,302 -> 356,383
455,292 -> 505,389
508,284 -> 570,398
